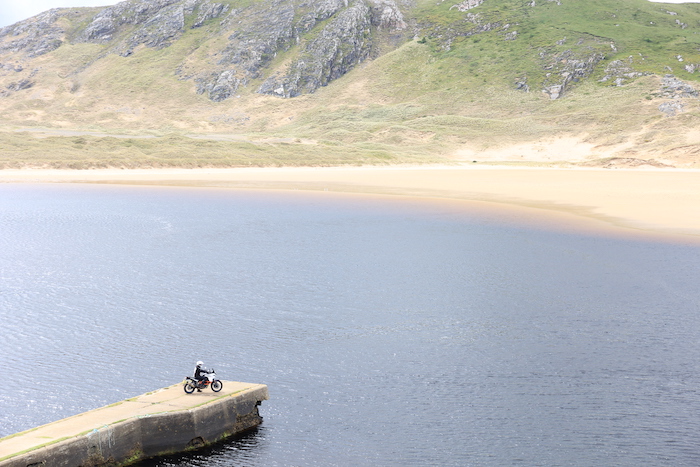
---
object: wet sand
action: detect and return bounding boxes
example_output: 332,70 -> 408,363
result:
2,166 -> 699,243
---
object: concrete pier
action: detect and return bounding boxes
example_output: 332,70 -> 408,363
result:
0,381 -> 268,467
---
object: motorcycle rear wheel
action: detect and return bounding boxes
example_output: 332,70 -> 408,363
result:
184,381 -> 196,394
211,380 -> 223,392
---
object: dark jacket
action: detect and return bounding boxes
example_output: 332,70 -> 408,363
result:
194,365 -> 208,380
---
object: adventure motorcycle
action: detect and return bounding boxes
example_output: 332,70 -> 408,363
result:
184,369 -> 223,393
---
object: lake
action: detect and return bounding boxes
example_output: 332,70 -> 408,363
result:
1,183 -> 700,466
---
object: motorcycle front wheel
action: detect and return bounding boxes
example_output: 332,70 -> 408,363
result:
211,380 -> 223,392
184,381 -> 196,394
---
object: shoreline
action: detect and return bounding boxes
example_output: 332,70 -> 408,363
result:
2,165 -> 700,244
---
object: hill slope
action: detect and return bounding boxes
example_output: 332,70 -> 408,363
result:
0,0 -> 699,168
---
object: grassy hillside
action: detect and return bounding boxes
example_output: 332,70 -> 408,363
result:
0,0 -> 699,168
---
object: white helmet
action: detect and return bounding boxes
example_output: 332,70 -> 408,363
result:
196,361 -> 203,366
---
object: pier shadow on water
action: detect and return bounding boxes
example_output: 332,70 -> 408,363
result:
134,427 -> 266,467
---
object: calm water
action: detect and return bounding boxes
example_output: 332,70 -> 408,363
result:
2,183 -> 700,466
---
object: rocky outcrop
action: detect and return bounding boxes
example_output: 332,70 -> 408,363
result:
190,0 -> 382,101
542,51 -> 606,99
192,1 -> 230,28
0,62 -> 23,73
654,73 -> 698,117
598,58 -> 648,86
0,9 -> 66,57
197,0 -> 407,100
658,100 -> 684,117
258,0 -> 375,98
655,74 -> 698,116
0,0 -> 695,104
0,67 -> 38,97
1,0 -> 391,101
6,79 -> 33,91
76,0 -> 180,44
371,0 -> 407,30
657,74 -> 698,99
194,0 -> 299,101
539,38 -> 607,99
76,0 -> 230,56
450,0 -> 486,11
0,0 -> 622,102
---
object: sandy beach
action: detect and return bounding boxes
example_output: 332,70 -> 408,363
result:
2,165 -> 699,243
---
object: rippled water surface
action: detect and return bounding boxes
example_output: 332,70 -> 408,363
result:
2,184 -> 700,466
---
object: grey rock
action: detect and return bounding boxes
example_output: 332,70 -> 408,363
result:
449,0 -> 485,11
370,0 -> 406,29
77,0 -> 182,43
515,79 -> 529,92
0,62 -> 24,72
658,74 -> 698,98
259,0 -> 374,98
543,84 -> 562,100
6,0 -> 679,106
121,2 -> 188,53
198,69 -> 244,101
76,0 -> 229,56
5,78 -> 34,92
658,100 -> 683,116
0,9 -> 65,57
598,58 -> 648,85
539,42 -> 606,99
655,75 -> 697,116
192,1 -> 230,28
76,0 -> 233,56
194,0 -> 298,100
198,0 -> 385,100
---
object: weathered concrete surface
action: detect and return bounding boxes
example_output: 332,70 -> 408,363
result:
0,381 -> 268,467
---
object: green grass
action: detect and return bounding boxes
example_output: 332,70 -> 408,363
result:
0,131 -> 443,169
1,0 -> 700,167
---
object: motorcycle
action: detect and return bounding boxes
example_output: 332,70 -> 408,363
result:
184,369 -> 223,393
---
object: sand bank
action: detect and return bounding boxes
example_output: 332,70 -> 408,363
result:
2,166 -> 699,243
